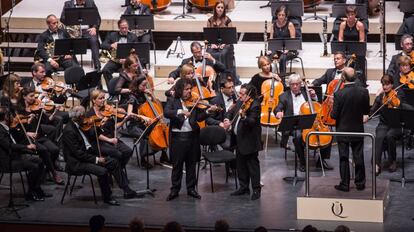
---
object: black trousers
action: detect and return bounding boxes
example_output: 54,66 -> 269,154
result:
236,151 -> 261,191
37,136 -> 60,164
44,58 -> 77,76
10,155 -> 44,194
169,131 -> 200,193
82,29 -> 100,68
102,60 -> 122,86
99,140 -> 132,168
292,130 -> 331,166
338,139 -> 365,187
127,125 -> 154,158
375,123 -> 402,164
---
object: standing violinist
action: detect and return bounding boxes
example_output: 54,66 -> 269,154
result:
275,74 -> 332,171
224,84 -> 262,200
12,88 -> 64,185
249,56 -> 282,98
387,34 -> 413,88
363,75 -> 403,176
167,41 -> 226,85
85,89 -> 134,174
101,18 -> 139,86
331,67 -> 370,192
164,78 -> 217,201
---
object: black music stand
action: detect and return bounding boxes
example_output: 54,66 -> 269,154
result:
331,41 -> 367,57
278,114 -> 316,186
268,38 -> 302,53
203,27 -> 238,45
133,117 -> 161,197
63,7 -> 100,36
394,34 -> 404,51
117,42 -> 151,67
122,14 -> 157,64
303,0 -> 325,22
399,0 -> 414,14
382,108 -> 414,187
174,0 -> 195,20
76,70 -> 101,109
54,38 -> 88,67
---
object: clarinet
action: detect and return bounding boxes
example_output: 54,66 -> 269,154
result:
264,20 -> 268,55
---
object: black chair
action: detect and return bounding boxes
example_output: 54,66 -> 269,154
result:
60,166 -> 97,205
107,76 -> 121,101
64,66 -> 85,106
0,166 -> 27,196
198,126 -> 237,192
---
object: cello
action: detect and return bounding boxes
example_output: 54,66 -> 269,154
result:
193,41 -> 216,99
189,0 -> 218,11
320,54 -> 356,126
141,0 -> 171,13
300,79 -> 332,149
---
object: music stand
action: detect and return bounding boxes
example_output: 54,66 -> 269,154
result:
331,41 -> 367,57
174,0 -> 195,20
268,38 -> 302,53
63,7 -> 100,37
133,117 -> 161,196
203,27 -> 238,45
382,108 -> 414,187
117,42 -> 151,66
399,0 -> 414,13
122,14 -> 157,64
76,70 -> 101,109
303,0 -> 325,22
394,34 -> 403,51
278,114 -> 316,186
54,38 -> 88,67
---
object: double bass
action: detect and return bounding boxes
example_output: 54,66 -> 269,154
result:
189,0 -> 218,11
300,79 -> 332,148
141,0 -> 171,13
320,54 -> 356,126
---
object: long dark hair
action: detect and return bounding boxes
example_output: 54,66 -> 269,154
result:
241,83 -> 257,99
129,75 -> 147,94
213,1 -> 227,21
175,78 -> 192,99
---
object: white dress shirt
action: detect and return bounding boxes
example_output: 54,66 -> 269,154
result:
291,91 -> 306,116
171,100 -> 193,132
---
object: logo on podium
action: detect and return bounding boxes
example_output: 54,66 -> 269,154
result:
331,201 -> 348,218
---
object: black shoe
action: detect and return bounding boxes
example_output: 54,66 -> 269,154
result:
334,184 -> 350,192
251,189 -> 261,200
124,189 -> 139,199
187,189 -> 201,199
37,189 -> 53,198
166,191 -> 179,201
104,198 -> 120,206
26,192 -> 44,201
230,188 -> 250,196
356,184 -> 365,191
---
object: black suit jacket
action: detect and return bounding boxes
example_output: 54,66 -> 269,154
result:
101,32 -> 138,51
0,124 -> 30,165
20,76 -> 36,91
312,68 -> 337,87
387,53 -> 404,88
205,91 -> 236,126
36,28 -> 71,62
124,3 -> 151,15
331,83 -> 370,140
225,100 -> 262,155
164,97 -> 208,132
168,57 -> 226,79
60,0 -> 101,29
274,89 -> 310,116
62,120 -> 97,170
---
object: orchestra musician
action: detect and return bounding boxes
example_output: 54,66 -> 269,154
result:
269,5 -> 298,75
36,14 -> 77,76
312,51 -> 347,87
363,75 -> 403,176
124,0 -> 152,43
387,34 -> 413,88
0,74 -> 22,112
206,1 -> 236,81
101,19 -> 139,86
165,64 -> 196,98
338,6 -> 366,42
167,41 -> 226,84
12,88 -> 64,185
164,78 -> 218,201
275,74 -> 333,171
60,0 -> 102,70
331,67 -> 370,192
115,52 -> 143,106
0,106 -> 51,201
224,83 -> 262,200
85,89 -> 134,173
249,56 -> 282,97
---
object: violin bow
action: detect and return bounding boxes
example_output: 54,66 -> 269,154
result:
368,83 -> 405,121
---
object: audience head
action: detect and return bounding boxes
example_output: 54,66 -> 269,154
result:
213,1 -> 227,19
90,89 -> 106,108
302,224 -> 318,232
398,55 -> 412,75
89,215 -> 105,232
190,42 -> 203,61
345,6 -> 357,20
334,225 -> 350,232
380,74 -> 393,87
46,14 -> 59,32
174,78 -> 192,100
129,75 -> 148,94
0,106 -> 9,123
129,217 -> 145,232
161,221 -> 184,232
342,67 -> 356,83
400,34 -> 413,53
18,87 -> 36,106
254,226 -> 268,232
257,56 -> 271,72
214,219 -> 229,232
123,52 -> 140,72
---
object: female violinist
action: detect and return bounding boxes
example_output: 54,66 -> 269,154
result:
115,52 -> 142,105
364,75 -> 403,176
13,88 -> 63,184
85,89 -> 133,171
268,5 -> 297,74
398,55 -> 414,89
206,1 -> 236,81
0,73 -> 22,111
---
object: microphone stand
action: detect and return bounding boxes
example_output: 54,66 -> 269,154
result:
174,0 -> 195,20
0,0 -> 29,219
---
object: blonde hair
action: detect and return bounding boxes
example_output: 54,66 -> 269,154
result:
180,63 -> 195,79
257,56 -> 271,69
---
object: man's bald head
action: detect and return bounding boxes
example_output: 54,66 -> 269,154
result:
342,67 -> 356,83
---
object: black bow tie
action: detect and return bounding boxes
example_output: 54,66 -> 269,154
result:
36,82 -> 41,86
227,97 -> 233,102
336,70 -> 343,75
194,59 -> 203,63
294,92 -> 302,97
119,34 -> 127,38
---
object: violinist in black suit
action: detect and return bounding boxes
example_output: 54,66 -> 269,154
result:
101,19 -> 139,86
167,41 -> 226,84
164,78 -> 217,201
123,0 -> 152,43
206,77 -> 236,127
60,0 -> 101,70
0,107 -> 49,201
275,74 -> 332,172
224,83 -> 262,200
331,67 -> 370,192
36,14 -> 77,76
387,34 -> 413,88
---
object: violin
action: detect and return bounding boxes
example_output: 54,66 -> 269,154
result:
53,81 -> 73,94
101,104 -> 127,119
80,115 -> 103,131
29,98 -> 43,112
40,77 -> 55,92
300,79 -> 332,148
10,114 -> 33,128
382,89 -> 400,108
184,92 -> 223,111
240,98 -> 254,117
400,71 -> 414,89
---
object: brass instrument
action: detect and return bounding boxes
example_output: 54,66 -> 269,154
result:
99,49 -> 118,63
34,42 -> 61,63
58,22 -> 81,39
